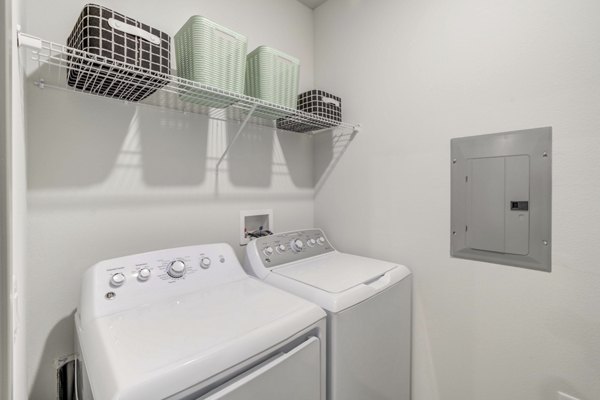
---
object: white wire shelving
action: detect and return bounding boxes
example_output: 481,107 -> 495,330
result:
17,32 -> 360,172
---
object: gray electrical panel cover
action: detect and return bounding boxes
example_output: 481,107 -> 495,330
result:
451,127 -> 552,271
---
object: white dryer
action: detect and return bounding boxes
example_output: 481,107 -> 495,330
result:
243,229 -> 412,400
75,243 -> 326,400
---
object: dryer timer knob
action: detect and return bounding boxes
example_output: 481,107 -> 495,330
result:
167,260 -> 186,278
290,239 -> 304,252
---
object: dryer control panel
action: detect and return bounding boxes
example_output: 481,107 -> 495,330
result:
252,229 -> 335,268
78,243 -> 247,325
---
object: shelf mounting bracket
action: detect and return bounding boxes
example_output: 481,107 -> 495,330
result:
17,31 -> 43,50
216,104 -> 258,173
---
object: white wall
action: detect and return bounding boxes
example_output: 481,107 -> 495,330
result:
22,0 -> 316,398
314,0 -> 600,399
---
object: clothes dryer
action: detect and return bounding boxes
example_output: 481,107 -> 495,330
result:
75,243 -> 326,400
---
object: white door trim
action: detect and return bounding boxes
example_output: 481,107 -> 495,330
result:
0,0 -> 13,397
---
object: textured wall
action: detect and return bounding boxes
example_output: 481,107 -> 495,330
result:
314,0 -> 600,399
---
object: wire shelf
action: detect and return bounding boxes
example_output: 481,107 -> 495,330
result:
18,32 -> 360,135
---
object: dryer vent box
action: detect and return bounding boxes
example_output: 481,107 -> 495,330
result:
450,127 -> 552,271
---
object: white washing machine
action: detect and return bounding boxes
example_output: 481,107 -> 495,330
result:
75,243 -> 327,400
243,229 -> 412,400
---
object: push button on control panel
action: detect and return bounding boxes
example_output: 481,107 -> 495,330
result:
137,268 -> 151,281
200,257 -> 211,269
110,273 -> 126,287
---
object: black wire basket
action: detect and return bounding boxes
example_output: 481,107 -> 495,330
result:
66,4 -> 171,102
277,90 -> 342,133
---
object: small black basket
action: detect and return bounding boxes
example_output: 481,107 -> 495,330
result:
66,4 -> 171,102
277,90 -> 342,133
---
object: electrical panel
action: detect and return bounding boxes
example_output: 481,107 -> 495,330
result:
451,127 -> 552,271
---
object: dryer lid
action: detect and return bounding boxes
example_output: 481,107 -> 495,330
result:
273,252 -> 399,293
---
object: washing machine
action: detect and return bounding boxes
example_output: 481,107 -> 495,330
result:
243,229 -> 412,400
75,243 -> 327,400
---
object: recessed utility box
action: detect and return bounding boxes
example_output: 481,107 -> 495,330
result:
451,127 -> 552,271
240,209 -> 273,245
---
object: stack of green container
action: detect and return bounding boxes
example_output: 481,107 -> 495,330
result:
175,16 -> 247,108
245,46 -> 300,118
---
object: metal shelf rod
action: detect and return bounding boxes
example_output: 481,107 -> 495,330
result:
215,104 -> 258,173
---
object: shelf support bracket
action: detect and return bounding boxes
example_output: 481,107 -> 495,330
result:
17,31 -> 43,50
216,104 -> 258,173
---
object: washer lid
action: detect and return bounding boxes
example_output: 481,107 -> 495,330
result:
76,277 -> 324,400
273,253 -> 398,293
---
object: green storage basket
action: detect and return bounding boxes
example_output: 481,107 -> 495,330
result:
245,46 -> 300,118
175,16 -> 247,108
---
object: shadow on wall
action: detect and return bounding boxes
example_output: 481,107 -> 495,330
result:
29,312 -> 75,400
278,131 -> 318,189
139,109 -> 208,186
227,122 -> 274,187
313,128 -> 357,193
26,85 -> 212,190
314,130 -> 334,185
24,65 -> 346,192
26,86 -> 135,189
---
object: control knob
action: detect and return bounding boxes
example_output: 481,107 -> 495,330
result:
137,268 -> 151,281
276,244 -> 286,253
263,246 -> 274,257
290,239 -> 304,253
200,257 -> 211,269
307,238 -> 316,247
317,236 -> 326,245
167,260 -> 186,278
110,273 -> 126,287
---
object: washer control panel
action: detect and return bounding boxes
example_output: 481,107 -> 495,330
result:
79,243 -> 246,324
253,229 -> 335,268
